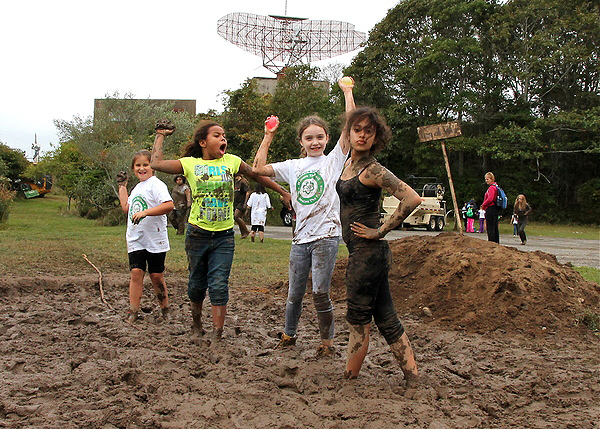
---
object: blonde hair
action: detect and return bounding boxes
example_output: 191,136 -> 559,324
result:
515,194 -> 527,211
485,172 -> 495,182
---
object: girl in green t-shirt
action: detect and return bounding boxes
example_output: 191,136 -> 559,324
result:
150,120 -> 290,344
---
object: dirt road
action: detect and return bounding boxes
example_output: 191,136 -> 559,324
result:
261,226 -> 600,269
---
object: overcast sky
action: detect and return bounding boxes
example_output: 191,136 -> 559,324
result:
0,1 -> 399,159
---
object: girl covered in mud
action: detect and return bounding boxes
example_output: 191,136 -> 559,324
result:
336,106 -> 422,387
117,150 -> 175,323
252,78 -> 355,357
149,121 -> 290,344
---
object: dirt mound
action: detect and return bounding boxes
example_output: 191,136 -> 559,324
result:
330,233 -> 599,337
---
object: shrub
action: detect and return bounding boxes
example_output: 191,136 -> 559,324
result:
0,186 -> 16,223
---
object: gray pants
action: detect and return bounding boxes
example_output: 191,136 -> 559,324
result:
284,237 -> 340,339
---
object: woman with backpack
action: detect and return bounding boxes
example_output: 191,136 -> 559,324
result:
481,172 -> 501,243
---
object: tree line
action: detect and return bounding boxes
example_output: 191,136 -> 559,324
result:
5,0 -> 598,224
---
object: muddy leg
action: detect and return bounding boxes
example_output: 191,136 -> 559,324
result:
235,209 -> 249,237
344,323 -> 370,379
389,332 -> 419,388
211,305 -> 227,343
314,292 -> 334,348
191,300 -> 205,338
128,268 -> 145,322
150,272 -> 169,319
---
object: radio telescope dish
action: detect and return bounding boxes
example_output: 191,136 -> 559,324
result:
217,12 -> 366,74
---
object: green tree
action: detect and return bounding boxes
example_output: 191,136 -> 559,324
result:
0,143 -> 29,181
221,80 -> 270,162
46,93 -> 197,217
221,65 -> 337,165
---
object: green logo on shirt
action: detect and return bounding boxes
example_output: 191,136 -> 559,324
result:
129,195 -> 148,221
296,171 -> 324,205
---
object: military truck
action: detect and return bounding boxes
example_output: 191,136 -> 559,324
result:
381,176 -> 447,231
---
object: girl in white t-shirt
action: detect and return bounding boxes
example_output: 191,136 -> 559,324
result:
246,183 -> 272,243
118,150 -> 174,323
252,78 -> 355,356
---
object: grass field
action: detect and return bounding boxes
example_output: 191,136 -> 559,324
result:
1,194 -> 597,284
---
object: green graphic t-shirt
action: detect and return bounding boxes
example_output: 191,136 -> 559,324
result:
180,154 -> 242,231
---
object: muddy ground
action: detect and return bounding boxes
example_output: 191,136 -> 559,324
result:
0,233 -> 598,428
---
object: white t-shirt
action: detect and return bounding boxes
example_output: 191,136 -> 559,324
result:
126,175 -> 172,253
479,208 -> 486,219
247,192 -> 272,226
271,141 -> 347,244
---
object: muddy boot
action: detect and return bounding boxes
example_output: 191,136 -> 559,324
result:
275,332 -> 297,349
316,344 -> 335,358
127,309 -> 140,324
161,307 -> 170,321
314,292 -> 334,341
389,332 -> 419,389
344,323 -> 370,379
211,327 -> 224,344
191,301 -> 205,338
211,305 -> 227,344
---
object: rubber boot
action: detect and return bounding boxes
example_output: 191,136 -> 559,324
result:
389,332 -> 419,388
344,323 -> 370,379
191,301 -> 205,338
211,305 -> 227,343
314,292 -> 334,356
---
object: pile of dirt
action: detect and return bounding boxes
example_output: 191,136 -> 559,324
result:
330,233 -> 599,337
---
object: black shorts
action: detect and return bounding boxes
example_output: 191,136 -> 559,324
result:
128,250 -> 166,273
251,225 -> 264,232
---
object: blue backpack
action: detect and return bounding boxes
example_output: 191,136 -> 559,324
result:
495,184 -> 508,209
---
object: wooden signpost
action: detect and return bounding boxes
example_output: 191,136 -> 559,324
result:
417,121 -> 463,234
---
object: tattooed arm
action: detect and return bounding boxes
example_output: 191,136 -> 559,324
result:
350,162 -> 421,240
150,129 -> 184,174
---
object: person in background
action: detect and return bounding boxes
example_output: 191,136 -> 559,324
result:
234,174 -> 251,238
169,175 -> 191,235
510,213 -> 518,237
480,172 -> 500,243
478,206 -> 486,233
465,199 -> 477,233
514,194 -> 532,245
246,183 -> 272,243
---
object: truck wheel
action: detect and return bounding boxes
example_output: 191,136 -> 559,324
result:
436,217 -> 445,231
426,217 -> 436,231
282,211 -> 293,227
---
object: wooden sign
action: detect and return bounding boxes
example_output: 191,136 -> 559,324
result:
417,122 -> 462,142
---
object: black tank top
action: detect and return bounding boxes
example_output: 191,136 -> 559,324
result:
336,165 -> 382,247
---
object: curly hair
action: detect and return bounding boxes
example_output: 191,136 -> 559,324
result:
182,121 -> 223,158
343,107 -> 392,155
